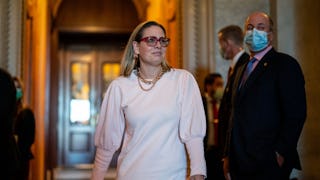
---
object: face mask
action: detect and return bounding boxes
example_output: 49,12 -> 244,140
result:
16,88 -> 23,100
213,87 -> 224,101
244,28 -> 269,52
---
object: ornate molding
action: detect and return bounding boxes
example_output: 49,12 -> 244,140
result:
181,0 -> 213,91
0,0 -> 9,69
7,0 -> 23,76
0,0 -> 24,75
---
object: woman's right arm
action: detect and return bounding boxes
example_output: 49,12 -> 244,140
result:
91,81 -> 125,180
91,148 -> 116,180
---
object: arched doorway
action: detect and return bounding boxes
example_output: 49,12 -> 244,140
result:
48,0 -> 140,173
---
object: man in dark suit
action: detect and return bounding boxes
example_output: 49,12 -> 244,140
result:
217,25 -> 250,164
223,12 -> 307,180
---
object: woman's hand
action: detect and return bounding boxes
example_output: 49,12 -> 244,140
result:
190,174 -> 205,180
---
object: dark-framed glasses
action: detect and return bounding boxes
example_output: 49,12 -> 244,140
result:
139,36 -> 170,47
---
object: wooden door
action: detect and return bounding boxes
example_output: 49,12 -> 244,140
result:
58,37 -> 125,167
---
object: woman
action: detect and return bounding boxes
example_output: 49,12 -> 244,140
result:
13,76 -> 36,180
91,21 -> 206,180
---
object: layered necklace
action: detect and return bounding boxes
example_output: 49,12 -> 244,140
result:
137,68 -> 164,91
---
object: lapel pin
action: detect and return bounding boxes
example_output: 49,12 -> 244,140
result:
264,62 -> 268,67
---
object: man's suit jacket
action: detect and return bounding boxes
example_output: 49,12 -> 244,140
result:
226,48 -> 306,174
202,96 -> 209,150
218,52 -> 249,156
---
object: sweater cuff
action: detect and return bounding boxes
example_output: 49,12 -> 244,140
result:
185,137 -> 207,177
91,148 -> 114,180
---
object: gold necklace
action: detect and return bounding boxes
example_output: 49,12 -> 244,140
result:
137,69 -> 164,91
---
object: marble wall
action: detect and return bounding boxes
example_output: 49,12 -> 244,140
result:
0,0 -> 9,69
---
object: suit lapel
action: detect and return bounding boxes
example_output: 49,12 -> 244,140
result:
225,53 -> 249,95
237,49 -> 275,100
225,52 -> 250,102
235,53 -> 250,71
231,61 -> 247,104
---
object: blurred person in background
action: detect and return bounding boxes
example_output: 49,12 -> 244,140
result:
202,73 -> 225,180
0,68 -> 20,179
13,76 -> 36,180
217,25 -> 249,178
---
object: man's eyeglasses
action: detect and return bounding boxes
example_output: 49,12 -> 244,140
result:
139,36 -> 170,47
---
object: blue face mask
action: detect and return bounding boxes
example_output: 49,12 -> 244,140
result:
244,28 -> 269,52
16,88 -> 23,100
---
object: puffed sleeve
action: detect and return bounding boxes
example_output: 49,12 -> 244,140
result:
91,80 -> 125,180
178,71 -> 207,177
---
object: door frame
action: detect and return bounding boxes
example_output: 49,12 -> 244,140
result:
50,32 -> 130,169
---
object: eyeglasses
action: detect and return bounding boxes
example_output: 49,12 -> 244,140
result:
139,36 -> 170,47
